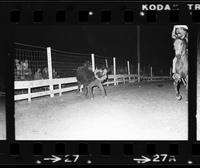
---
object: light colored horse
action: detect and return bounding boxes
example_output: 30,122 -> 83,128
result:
173,38 -> 188,100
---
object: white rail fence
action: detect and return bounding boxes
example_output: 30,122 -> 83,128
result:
15,74 -> 171,102
14,46 -> 171,102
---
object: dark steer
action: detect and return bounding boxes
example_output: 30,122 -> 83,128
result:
76,61 -> 95,96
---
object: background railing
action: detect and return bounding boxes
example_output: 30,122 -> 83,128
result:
14,43 -> 171,101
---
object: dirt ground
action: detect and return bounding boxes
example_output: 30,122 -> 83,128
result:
15,80 -> 188,140
0,97 -> 6,140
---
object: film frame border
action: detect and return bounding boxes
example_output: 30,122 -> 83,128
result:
0,1 -> 199,165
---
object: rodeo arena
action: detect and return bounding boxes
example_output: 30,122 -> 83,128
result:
14,26 -> 188,140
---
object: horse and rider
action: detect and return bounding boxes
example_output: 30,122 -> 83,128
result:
171,25 -> 188,100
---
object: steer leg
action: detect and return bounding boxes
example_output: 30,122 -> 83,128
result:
88,81 -> 96,99
76,81 -> 81,94
82,84 -> 85,95
83,84 -> 89,97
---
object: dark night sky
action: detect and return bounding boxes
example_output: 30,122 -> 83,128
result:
140,25 -> 173,69
14,25 -> 174,72
0,24 -> 178,89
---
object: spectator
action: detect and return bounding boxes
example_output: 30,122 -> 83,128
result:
26,68 -> 33,80
53,68 -> 59,78
15,59 -> 20,70
42,67 -> 59,79
15,59 -> 23,79
22,59 -> 29,71
34,68 -> 43,80
22,59 -> 32,80
42,67 -> 48,79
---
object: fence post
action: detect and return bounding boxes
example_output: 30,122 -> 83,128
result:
59,84 -> 62,96
113,57 -> 116,85
28,87 -> 31,102
91,53 -> 95,72
150,66 -> 153,81
127,60 -> 130,82
47,47 -> 54,98
170,67 -> 172,77
137,63 -> 140,82
105,59 -> 109,86
105,59 -> 108,68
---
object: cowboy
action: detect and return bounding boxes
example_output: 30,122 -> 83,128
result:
172,25 -> 188,80
87,67 -> 108,98
94,67 -> 108,82
172,25 -> 188,42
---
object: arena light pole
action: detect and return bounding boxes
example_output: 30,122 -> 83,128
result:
198,31 -> 200,68
127,60 -> 130,82
105,59 -> 108,68
137,25 -> 141,82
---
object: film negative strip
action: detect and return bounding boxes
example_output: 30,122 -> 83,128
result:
0,0 -> 200,166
